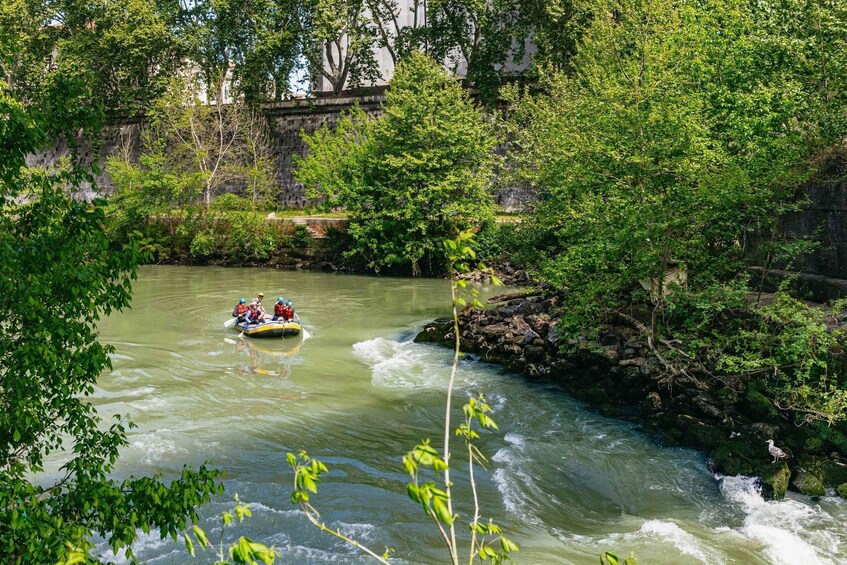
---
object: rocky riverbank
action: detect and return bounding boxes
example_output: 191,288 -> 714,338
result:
415,294 -> 847,500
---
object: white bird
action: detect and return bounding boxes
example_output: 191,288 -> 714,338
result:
766,439 -> 789,463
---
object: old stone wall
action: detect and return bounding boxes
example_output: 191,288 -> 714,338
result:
26,87 -> 535,211
747,150 -> 847,301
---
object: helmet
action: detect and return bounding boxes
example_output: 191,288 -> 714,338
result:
277,296 -> 283,303
258,292 -> 264,298
286,300 -> 293,306
239,298 -> 246,303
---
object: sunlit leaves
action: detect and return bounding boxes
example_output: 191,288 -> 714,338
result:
296,52 -> 497,275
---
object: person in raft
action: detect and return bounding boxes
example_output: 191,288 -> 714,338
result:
246,299 -> 265,324
255,292 -> 265,307
272,297 -> 287,320
282,300 -> 295,321
232,298 -> 249,322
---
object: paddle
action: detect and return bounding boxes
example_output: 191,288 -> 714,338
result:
224,317 -> 238,328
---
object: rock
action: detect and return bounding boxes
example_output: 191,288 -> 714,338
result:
710,444 -> 754,476
603,347 -> 620,362
640,392 -> 663,415
481,324 -> 510,339
837,483 -> 847,498
526,364 -> 550,379
750,422 -> 780,440
621,347 -> 637,360
759,463 -> 791,500
792,469 -> 826,497
414,326 -> 445,344
523,328 -> 541,343
745,389 -> 780,422
526,313 -> 551,336
524,345 -> 547,363
599,333 -> 620,347
692,395 -> 723,420
684,420 -> 724,450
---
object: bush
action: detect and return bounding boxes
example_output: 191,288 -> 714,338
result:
291,224 -> 311,247
223,213 -> 276,261
212,193 -> 252,211
190,230 -> 218,259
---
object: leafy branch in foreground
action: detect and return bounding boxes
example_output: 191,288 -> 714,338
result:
287,452 -> 393,564
183,495 -> 278,565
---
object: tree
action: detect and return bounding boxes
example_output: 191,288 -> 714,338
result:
296,51 -> 497,274
300,0 -> 382,93
0,74 -> 220,563
1,0 -> 183,116
505,0 -> 830,343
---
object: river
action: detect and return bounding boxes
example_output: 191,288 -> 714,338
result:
86,266 -> 846,563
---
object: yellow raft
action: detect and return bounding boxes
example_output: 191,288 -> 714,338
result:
235,317 -> 302,338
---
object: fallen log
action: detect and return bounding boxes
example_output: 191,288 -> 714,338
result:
486,289 -> 543,304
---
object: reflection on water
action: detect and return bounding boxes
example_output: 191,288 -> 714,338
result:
83,266 -> 846,564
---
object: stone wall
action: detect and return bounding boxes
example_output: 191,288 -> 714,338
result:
747,150 -> 847,301
262,88 -> 386,207
26,87 -> 536,211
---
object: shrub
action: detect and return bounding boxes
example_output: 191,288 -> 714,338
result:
190,230 -> 218,259
223,213 -> 276,261
212,193 -> 252,211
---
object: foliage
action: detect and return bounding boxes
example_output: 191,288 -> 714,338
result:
224,213 -> 278,260
105,77 -> 278,225
182,496 -> 278,565
296,52 -> 497,275
284,231 -> 515,565
714,293 -> 847,424
300,0 -> 381,93
0,78 -> 221,563
600,552 -> 637,565
1,0 -> 182,115
212,193 -> 253,212
506,0 -> 846,342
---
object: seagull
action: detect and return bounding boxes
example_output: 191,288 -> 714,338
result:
766,439 -> 789,463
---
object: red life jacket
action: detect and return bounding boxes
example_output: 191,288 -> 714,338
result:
235,303 -> 249,316
282,305 -> 294,320
247,305 -> 259,319
274,303 -> 285,316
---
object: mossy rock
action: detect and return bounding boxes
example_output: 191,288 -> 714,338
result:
791,469 -> 826,497
837,483 -> 847,498
715,386 -> 739,407
745,389 -> 780,422
683,422 -> 724,450
796,456 -> 847,487
710,445 -> 754,476
759,463 -> 791,500
803,437 -> 825,455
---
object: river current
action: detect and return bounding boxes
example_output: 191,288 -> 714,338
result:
83,266 -> 845,563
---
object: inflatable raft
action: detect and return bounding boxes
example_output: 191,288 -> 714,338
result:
235,316 -> 302,338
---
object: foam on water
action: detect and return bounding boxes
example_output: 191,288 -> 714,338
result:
720,475 -> 841,564
620,520 -> 722,564
353,337 -> 447,389
130,431 -> 188,465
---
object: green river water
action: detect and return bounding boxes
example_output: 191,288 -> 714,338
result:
84,266 -> 846,564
